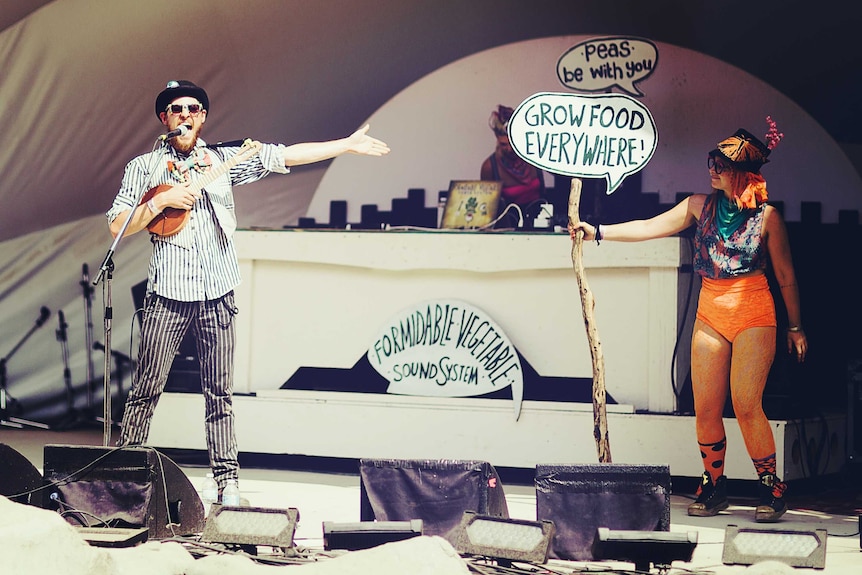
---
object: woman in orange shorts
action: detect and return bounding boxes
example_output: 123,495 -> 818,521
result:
571,118 -> 808,522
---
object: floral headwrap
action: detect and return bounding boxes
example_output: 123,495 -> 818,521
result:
489,105 -> 514,136
712,117 -> 784,209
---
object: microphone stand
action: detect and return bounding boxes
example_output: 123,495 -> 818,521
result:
80,263 -> 96,419
0,307 -> 52,429
93,341 -> 131,419
93,139 -> 165,447
52,309 -> 79,429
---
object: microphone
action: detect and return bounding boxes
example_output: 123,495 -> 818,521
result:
159,124 -> 191,140
81,262 -> 93,295
56,310 -> 68,342
35,306 -> 51,327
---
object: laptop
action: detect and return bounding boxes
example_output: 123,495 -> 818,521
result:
439,180 -> 502,229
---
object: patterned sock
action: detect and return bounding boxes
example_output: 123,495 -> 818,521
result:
752,453 -> 787,497
698,436 -> 727,480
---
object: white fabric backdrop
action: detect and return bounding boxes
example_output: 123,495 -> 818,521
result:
1,0 -> 860,425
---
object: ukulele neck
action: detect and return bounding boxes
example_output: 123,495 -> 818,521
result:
188,150 -> 247,192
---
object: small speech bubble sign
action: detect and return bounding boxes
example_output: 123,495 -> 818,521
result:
508,92 -> 658,194
557,36 -> 658,97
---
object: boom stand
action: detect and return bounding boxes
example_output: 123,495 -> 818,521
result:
93,258 -> 115,446
0,307 -> 52,429
93,141 -> 164,446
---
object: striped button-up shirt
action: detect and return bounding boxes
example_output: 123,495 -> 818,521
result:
107,138 -> 289,302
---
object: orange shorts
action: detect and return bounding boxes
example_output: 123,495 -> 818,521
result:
696,274 -> 776,342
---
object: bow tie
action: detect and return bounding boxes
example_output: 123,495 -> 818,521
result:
167,149 -> 212,183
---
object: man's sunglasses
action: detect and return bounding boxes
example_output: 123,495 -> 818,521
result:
165,103 -> 204,116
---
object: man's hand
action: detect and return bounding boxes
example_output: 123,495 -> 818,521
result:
152,184 -> 202,211
346,124 -> 391,157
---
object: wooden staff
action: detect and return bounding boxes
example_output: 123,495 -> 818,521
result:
567,178 -> 612,463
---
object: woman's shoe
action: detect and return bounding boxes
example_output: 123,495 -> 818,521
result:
687,471 -> 729,517
755,473 -> 787,522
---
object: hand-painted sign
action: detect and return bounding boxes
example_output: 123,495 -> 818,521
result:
557,36 -> 658,97
507,92 -> 657,194
367,299 -> 524,420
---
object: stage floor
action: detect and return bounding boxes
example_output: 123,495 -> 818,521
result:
1,426 -> 860,574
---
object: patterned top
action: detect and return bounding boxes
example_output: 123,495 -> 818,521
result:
107,138 -> 289,302
487,154 -> 544,207
693,192 -> 767,279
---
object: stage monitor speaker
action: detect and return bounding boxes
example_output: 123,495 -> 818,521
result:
591,527 -> 698,571
359,458 -> 509,541
323,519 -> 423,551
535,463 -> 671,561
41,444 -> 205,539
0,443 -> 43,506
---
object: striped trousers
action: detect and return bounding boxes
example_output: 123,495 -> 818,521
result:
118,292 -> 239,488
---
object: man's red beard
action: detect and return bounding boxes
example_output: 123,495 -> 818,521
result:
170,125 -> 201,155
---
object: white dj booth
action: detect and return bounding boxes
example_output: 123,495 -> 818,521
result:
147,229 -> 845,481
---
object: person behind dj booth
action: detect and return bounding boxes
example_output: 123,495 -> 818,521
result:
106,80 -> 390,497
480,105 -> 550,228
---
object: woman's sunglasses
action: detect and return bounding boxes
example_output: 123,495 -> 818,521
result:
707,156 -> 732,174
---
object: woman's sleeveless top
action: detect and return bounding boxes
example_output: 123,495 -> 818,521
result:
693,192 -> 767,279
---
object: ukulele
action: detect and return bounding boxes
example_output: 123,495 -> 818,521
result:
140,139 -> 262,236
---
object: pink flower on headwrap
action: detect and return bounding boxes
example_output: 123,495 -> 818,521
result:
764,116 -> 784,151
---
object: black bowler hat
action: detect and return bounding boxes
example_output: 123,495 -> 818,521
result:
709,128 -> 771,173
154,80 -> 209,118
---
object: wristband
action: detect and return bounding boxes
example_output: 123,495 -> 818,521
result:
787,325 -> 802,332
146,198 -> 161,215
595,223 -> 602,245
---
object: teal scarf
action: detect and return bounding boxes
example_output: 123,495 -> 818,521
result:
715,193 -> 747,241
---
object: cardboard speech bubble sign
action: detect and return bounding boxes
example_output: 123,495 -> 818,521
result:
367,299 -> 525,420
557,36 -> 658,97
508,92 -> 658,194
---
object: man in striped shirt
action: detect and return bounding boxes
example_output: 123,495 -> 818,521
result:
107,80 -> 389,497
